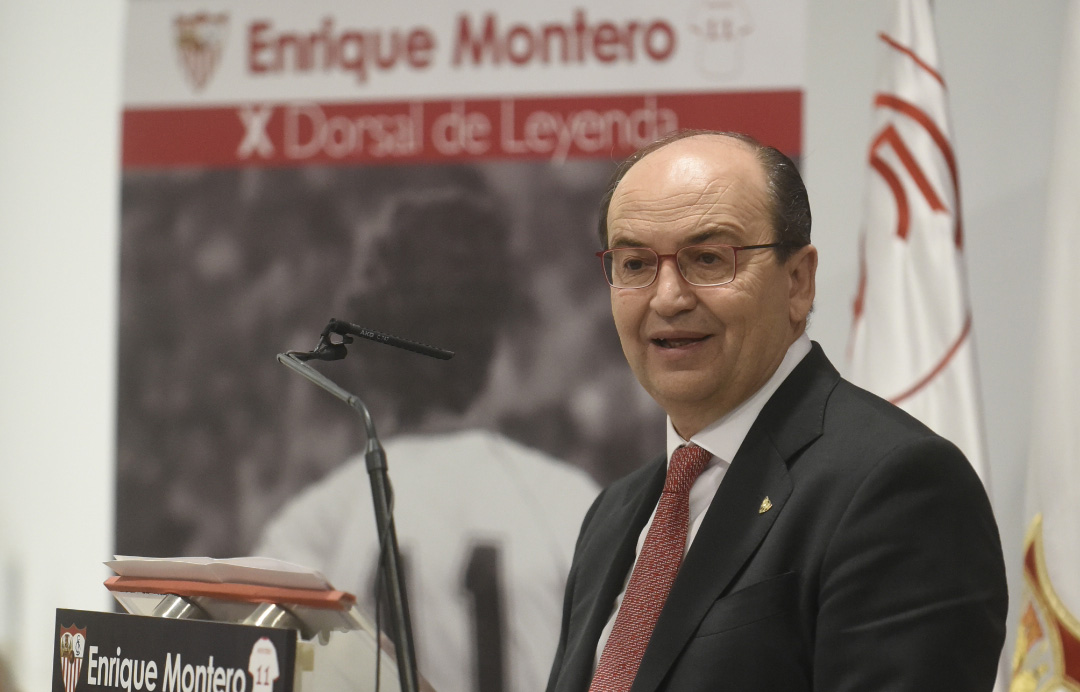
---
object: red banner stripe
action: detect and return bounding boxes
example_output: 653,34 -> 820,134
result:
122,90 -> 801,168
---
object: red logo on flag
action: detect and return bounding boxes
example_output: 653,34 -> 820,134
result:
175,13 -> 229,92
58,624 -> 87,692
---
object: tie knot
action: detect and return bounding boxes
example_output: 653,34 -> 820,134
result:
665,444 -> 711,495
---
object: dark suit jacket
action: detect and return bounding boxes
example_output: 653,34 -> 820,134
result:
547,343 -> 1007,692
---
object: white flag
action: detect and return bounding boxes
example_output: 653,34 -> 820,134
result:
1010,0 -> 1080,688
847,0 -> 989,486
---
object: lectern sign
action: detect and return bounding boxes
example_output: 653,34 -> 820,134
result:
53,609 -> 295,692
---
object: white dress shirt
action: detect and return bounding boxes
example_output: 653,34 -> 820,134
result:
594,333 -> 812,663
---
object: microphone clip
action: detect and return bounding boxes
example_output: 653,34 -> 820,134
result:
287,321 -> 352,362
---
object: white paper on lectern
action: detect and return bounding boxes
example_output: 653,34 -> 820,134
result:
106,555 -> 334,590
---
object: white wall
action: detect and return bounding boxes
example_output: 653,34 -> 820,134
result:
0,2 -> 123,690
0,1 -> 1065,690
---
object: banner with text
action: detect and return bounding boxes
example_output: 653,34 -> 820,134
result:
118,2 -> 805,691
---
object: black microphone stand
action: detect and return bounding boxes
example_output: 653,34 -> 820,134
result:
277,318 -> 451,692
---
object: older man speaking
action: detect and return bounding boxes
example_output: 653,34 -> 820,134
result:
546,131 -> 1006,692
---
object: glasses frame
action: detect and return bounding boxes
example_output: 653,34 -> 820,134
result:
595,242 -> 785,289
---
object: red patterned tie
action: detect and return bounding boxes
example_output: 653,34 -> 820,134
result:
589,444 -> 712,692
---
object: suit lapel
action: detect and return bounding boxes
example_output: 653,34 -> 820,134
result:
629,343 -> 840,692
558,458 -> 667,692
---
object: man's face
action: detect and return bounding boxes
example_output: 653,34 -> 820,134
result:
606,135 -> 816,438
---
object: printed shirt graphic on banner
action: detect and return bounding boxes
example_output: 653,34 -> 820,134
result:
688,0 -> 754,79
255,431 -> 600,692
248,637 -> 280,692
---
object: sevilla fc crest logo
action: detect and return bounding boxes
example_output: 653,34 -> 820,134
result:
58,624 -> 87,692
1011,515 -> 1080,691
174,13 -> 229,92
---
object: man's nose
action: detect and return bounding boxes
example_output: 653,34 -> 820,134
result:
649,257 -> 696,315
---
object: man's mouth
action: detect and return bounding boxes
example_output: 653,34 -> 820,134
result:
653,336 -> 709,349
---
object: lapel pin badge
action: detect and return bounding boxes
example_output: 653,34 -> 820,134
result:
759,496 -> 773,514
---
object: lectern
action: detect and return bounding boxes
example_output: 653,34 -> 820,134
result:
52,557 -> 414,692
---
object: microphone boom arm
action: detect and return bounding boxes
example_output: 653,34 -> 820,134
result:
276,352 -> 420,692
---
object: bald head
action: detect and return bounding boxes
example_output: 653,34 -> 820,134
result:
598,130 -> 811,259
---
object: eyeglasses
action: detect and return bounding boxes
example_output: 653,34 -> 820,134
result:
596,243 -> 784,289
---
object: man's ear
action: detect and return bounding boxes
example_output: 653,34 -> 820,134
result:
787,244 -> 817,325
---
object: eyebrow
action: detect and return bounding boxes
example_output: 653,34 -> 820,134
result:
688,227 -> 739,244
608,226 -> 741,249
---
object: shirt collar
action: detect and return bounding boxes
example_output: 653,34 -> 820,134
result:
666,333 -> 812,464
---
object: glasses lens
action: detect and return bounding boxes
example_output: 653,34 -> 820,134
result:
605,248 -> 658,288
677,245 -> 736,286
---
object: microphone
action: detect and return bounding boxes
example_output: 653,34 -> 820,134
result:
288,318 -> 455,362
